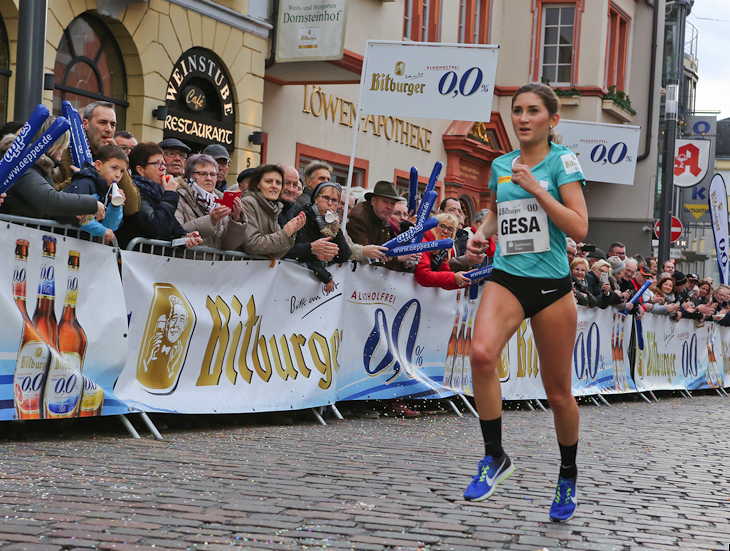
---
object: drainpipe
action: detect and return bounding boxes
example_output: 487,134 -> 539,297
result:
637,0 -> 658,162
13,1 -> 47,121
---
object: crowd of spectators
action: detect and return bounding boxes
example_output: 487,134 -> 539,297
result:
2,101 -> 727,330
569,239 -> 730,326
0,101 -> 489,293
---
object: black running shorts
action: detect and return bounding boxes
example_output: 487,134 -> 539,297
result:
489,268 -> 572,318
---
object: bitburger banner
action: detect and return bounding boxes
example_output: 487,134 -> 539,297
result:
634,313 -> 722,391
572,307 -> 635,396
337,263 -> 454,401
360,41 -> 499,121
0,224 -> 129,420
115,254 -> 342,413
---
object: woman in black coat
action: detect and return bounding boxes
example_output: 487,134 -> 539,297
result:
286,182 -> 351,292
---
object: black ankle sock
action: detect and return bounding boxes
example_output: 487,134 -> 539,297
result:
559,441 -> 578,479
479,417 -> 504,458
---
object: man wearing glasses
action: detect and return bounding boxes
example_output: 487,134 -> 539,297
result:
159,138 -> 191,181
202,143 -> 232,191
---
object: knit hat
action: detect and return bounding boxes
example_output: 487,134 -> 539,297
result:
607,255 -> 625,276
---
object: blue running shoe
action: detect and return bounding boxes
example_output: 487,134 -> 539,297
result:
463,454 -> 515,501
549,476 -> 577,522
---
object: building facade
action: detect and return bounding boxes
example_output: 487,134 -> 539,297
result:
263,0 -> 665,249
0,0 -> 271,187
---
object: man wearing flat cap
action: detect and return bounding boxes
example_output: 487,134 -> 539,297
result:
347,180 -> 415,271
159,138 -> 191,180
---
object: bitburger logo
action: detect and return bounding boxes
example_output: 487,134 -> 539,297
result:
369,61 -> 426,97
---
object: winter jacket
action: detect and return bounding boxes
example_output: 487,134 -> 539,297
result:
115,175 -> 187,248
414,230 -> 459,290
285,203 -> 351,283
585,271 -> 624,308
347,200 -> 409,272
239,191 -> 295,258
0,160 -> 98,220
60,166 -> 123,237
175,179 -> 246,250
572,277 -> 598,307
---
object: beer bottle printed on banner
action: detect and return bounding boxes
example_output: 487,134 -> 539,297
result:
32,236 -> 58,347
79,376 -> 104,417
12,239 -> 51,420
461,285 -> 477,393
454,292 -> 470,391
44,251 -> 86,418
136,282 -> 196,394
444,290 -> 462,387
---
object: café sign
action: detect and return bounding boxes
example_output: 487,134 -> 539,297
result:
164,47 -> 236,150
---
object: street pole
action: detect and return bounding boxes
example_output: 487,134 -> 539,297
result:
658,84 -> 677,267
658,0 -> 692,267
13,1 -> 47,121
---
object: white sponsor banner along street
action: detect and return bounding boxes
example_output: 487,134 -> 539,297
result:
557,119 -> 640,185
720,325 -> 730,389
456,305 -> 633,400
115,253 -> 342,413
573,307 -> 635,396
337,263 -> 455,401
0,224 -> 129,420
275,0 -> 347,63
708,173 -> 730,284
634,314 -> 723,391
360,41 -> 499,121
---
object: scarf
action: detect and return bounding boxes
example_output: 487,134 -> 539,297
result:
189,179 -> 218,214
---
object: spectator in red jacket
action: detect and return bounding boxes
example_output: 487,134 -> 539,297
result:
415,213 -> 472,290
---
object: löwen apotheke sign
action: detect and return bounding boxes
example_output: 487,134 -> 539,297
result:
164,48 -> 236,151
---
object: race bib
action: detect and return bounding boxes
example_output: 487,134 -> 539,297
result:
498,198 -> 550,255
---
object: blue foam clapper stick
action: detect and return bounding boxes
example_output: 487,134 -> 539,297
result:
415,189 -> 438,228
407,167 -> 418,214
386,238 -> 453,257
425,161 -> 442,195
0,117 -> 71,194
62,101 -> 93,167
382,217 -> 438,249
464,264 -> 494,281
0,104 -> 49,187
627,280 -> 653,305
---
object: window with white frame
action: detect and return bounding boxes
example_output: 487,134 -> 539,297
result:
540,4 -> 575,85
403,0 -> 441,42
404,0 -> 414,40
458,0 -> 489,44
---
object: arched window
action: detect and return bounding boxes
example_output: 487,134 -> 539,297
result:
0,17 -> 10,125
53,14 -> 128,127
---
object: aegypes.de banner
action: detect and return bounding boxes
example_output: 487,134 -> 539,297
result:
0,223 -> 727,421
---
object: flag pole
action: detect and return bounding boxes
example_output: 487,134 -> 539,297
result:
340,42 -> 370,235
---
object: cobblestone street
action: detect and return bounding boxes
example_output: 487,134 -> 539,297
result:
0,395 -> 727,551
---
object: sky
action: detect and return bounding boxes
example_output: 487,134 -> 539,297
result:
690,0 -> 730,119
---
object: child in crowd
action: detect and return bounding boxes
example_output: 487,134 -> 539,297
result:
64,144 -> 127,243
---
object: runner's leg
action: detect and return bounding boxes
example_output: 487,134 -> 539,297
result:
463,281 -> 525,501
531,292 -> 580,520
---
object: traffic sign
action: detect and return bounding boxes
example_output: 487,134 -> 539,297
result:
654,217 -> 683,243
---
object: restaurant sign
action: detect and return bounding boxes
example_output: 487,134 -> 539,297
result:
164,48 -> 236,151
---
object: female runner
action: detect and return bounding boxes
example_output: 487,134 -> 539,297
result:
464,83 -> 588,522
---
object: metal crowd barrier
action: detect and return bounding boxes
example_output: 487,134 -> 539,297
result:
126,236 -> 256,261
0,213 -> 109,245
